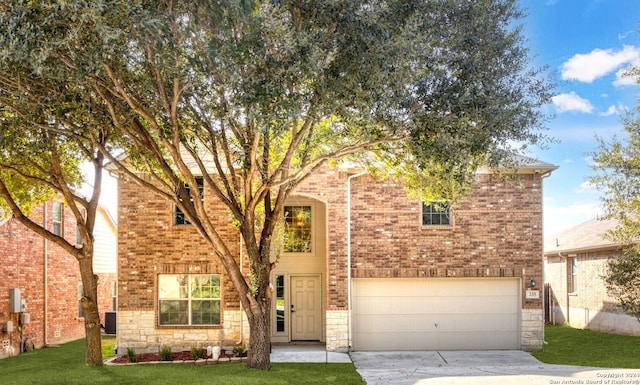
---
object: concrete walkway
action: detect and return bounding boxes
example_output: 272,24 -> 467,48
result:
270,344 -> 351,363
270,346 -> 640,385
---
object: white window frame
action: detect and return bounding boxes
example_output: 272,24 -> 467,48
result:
158,274 -> 221,326
52,202 -> 63,236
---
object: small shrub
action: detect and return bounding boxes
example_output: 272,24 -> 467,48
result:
126,347 -> 137,363
159,345 -> 172,361
232,345 -> 247,357
191,346 -> 205,361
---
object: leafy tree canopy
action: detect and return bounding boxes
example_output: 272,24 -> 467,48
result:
0,0 -> 552,203
0,13 -> 125,364
591,66 -> 640,245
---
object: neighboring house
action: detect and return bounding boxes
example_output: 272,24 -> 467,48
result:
0,202 -> 117,359
544,217 -> 640,335
116,158 -> 557,355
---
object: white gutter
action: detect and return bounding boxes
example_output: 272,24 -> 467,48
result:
346,171 -> 366,351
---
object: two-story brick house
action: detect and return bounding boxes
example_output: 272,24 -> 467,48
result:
0,202 -> 117,358
116,158 -> 556,354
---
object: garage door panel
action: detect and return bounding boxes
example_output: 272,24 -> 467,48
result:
352,331 -> 519,351
352,278 -> 520,351
355,295 -> 516,314
353,313 -> 517,333
353,279 -> 518,297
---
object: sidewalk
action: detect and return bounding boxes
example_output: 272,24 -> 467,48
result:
270,344 -> 351,363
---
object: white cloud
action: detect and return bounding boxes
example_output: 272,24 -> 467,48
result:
600,105 -> 618,116
561,45 -> 640,83
600,103 -> 628,117
613,62 -> 640,86
551,92 -> 594,113
575,181 -> 595,194
618,30 -> 635,40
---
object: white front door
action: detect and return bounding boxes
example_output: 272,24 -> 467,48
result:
291,275 -> 322,341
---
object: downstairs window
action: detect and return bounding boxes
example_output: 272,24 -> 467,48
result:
158,274 -> 221,326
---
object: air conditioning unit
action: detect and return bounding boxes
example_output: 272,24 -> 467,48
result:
104,312 -> 116,334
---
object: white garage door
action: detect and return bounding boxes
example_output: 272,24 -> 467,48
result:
352,278 -> 520,351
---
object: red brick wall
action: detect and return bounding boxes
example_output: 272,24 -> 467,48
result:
347,173 -> 544,310
0,202 -> 115,358
117,167 -> 546,330
117,174 -> 241,320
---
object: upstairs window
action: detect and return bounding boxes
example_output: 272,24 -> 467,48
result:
422,202 -> 451,226
158,274 -> 221,326
52,202 -> 63,236
284,205 -> 312,252
175,177 -> 204,225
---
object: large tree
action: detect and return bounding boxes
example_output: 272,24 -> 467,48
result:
0,123 -> 115,366
590,66 -> 640,321
0,36 -> 121,364
0,0 -> 552,369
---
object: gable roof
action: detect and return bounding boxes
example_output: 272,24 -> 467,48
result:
475,153 -> 558,174
109,147 -> 558,178
544,217 -> 621,255
507,154 -> 559,173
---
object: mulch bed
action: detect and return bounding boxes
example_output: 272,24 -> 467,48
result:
109,350 -> 242,364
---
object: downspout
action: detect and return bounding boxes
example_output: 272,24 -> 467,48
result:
558,251 -> 568,326
43,203 -> 49,347
539,169 -> 555,328
346,171 -> 366,351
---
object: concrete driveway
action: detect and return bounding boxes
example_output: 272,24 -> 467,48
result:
350,350 -> 640,385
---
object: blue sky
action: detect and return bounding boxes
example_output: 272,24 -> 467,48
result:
521,0 -> 640,236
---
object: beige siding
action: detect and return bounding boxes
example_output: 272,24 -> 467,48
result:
93,207 -> 117,274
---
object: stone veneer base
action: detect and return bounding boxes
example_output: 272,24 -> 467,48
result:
521,308 -> 544,351
116,309 -> 249,355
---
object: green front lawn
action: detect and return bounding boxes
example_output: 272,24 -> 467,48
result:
0,337 -> 364,385
534,325 -> 640,368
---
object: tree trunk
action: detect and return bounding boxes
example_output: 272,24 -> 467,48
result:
245,299 -> 272,370
78,257 -> 103,366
